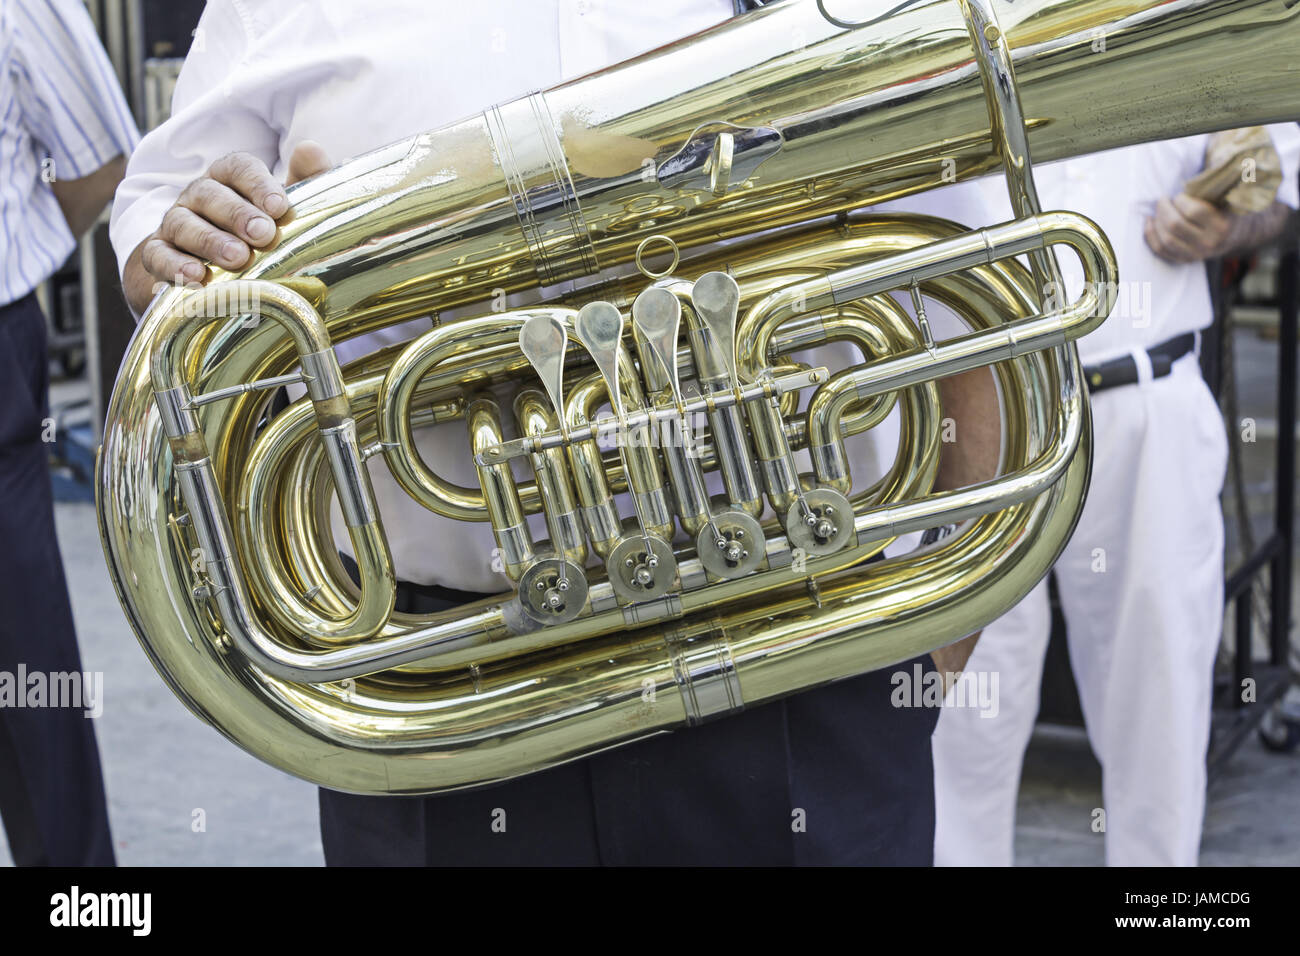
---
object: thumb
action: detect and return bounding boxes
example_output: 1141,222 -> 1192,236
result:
286,140 -> 332,187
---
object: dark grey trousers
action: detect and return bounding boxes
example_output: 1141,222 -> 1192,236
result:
0,293 -> 115,866
320,564 -> 939,866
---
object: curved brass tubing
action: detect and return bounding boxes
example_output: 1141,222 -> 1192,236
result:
376,310 -> 576,521
152,281 -> 396,648
468,397 -> 536,581
236,216 -> 1060,653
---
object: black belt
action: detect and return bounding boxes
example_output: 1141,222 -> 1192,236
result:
393,579 -> 495,615
1082,332 -> 1197,394
337,551 -> 493,614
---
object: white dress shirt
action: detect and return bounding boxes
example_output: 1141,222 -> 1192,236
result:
924,129 -> 1300,365
111,0 -> 734,591
0,0 -> 138,305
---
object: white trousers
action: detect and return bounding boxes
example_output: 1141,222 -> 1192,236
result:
932,357 -> 1228,866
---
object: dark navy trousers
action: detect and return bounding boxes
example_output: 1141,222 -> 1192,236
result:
0,293 -> 115,866
320,576 -> 940,866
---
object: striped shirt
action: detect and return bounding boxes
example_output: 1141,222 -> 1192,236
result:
0,0 -> 138,306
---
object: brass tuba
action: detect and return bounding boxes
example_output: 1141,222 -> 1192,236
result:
98,0 -> 1299,793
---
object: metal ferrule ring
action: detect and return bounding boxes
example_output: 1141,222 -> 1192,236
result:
497,522 -> 536,575
635,488 -> 674,530
581,503 -> 622,544
300,348 -> 345,403
810,441 -> 848,484
666,630 -> 743,726
156,385 -> 198,439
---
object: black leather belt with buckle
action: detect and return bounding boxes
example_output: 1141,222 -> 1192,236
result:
1083,332 -> 1197,394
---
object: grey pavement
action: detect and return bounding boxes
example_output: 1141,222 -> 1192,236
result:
2,496 -> 323,866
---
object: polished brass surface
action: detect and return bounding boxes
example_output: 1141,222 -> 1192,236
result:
97,0 -> 1299,793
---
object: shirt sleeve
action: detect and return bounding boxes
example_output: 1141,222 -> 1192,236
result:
10,0 -> 138,180
1267,122 -> 1300,210
108,0 -> 281,281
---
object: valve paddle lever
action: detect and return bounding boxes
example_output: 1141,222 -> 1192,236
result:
631,285 -> 684,401
574,302 -> 626,420
519,313 -> 571,440
689,271 -> 742,392
639,281 -> 766,579
635,286 -> 761,578
515,312 -> 592,621
576,301 -> 677,602
635,286 -> 710,518
692,273 -> 849,558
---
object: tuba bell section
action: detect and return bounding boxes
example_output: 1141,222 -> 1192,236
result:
98,0 -> 1300,793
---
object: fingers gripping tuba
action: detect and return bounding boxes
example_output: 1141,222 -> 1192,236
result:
99,0 -> 1300,793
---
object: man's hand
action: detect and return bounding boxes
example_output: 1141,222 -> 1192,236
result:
123,141 -> 332,315
1143,193 -> 1233,264
286,141 -> 331,187
931,634 -> 980,691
